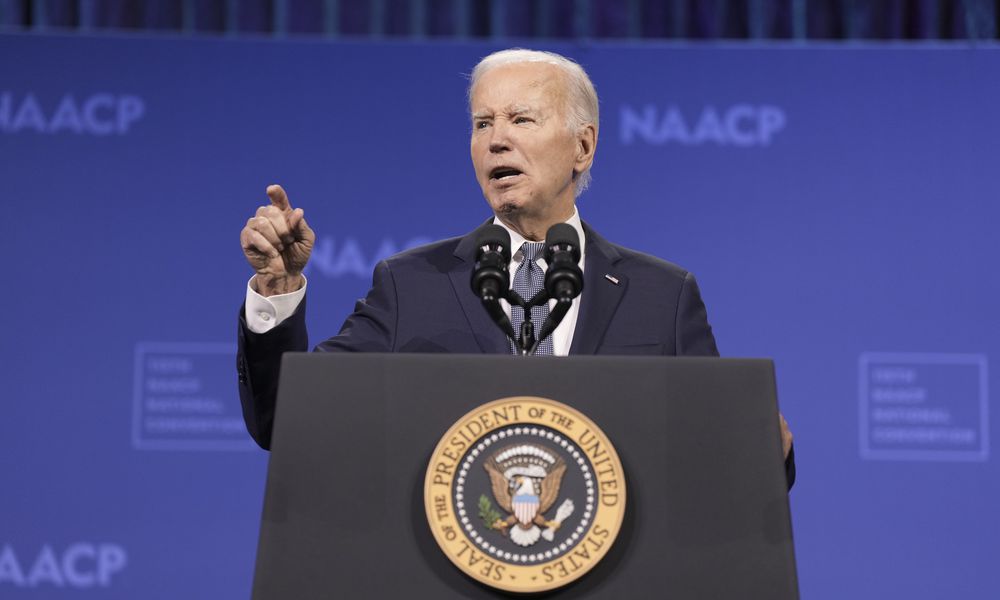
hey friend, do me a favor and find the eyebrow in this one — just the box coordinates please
[506,104,536,116]
[471,105,538,120]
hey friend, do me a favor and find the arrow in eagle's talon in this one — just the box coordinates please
[541,499,575,541]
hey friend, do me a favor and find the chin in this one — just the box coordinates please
[493,201,521,216]
[487,191,528,216]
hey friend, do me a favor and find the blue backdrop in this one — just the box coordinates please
[1,34,997,598]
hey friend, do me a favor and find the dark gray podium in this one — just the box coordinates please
[252,354,798,598]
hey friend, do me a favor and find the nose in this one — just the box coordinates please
[488,120,511,154]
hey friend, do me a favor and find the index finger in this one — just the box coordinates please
[266,184,291,212]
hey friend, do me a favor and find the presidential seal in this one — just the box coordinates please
[424,396,626,593]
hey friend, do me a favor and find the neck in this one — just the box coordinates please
[496,205,575,242]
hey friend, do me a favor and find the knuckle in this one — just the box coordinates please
[272,215,290,232]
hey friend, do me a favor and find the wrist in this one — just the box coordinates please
[253,273,303,297]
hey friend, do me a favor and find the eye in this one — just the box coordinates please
[514,116,533,124]
[474,120,490,130]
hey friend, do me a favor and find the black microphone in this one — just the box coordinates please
[543,223,584,301]
[528,224,584,354]
[471,223,519,348]
[471,224,512,301]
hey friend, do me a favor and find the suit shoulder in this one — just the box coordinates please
[379,235,464,273]
[606,241,692,282]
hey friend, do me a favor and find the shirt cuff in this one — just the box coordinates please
[244,275,307,334]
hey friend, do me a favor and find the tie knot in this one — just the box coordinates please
[520,241,545,263]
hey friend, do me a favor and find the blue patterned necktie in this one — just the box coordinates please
[510,241,554,355]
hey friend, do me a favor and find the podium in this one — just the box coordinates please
[252,354,798,598]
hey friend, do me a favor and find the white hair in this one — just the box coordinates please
[469,48,599,197]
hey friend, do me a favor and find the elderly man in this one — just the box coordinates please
[237,48,794,484]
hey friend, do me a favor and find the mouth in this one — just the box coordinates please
[489,166,524,182]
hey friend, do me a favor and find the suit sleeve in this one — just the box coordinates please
[237,296,309,450]
[235,260,399,450]
[675,272,720,357]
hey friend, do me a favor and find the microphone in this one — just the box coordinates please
[471,223,519,347]
[471,224,512,301]
[528,224,584,354]
[543,223,584,301]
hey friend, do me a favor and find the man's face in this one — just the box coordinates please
[470,63,589,229]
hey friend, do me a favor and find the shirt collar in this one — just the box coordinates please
[492,206,586,263]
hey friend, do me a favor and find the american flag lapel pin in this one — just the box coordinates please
[604,274,620,285]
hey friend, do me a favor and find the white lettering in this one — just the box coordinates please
[11,93,46,133]
[870,386,927,403]
[758,105,786,144]
[27,545,64,587]
[372,238,402,265]
[83,94,116,136]
[97,544,127,585]
[307,236,431,278]
[724,104,757,146]
[660,107,690,143]
[619,104,786,147]
[331,238,368,278]
[871,427,977,444]
[0,543,127,589]
[117,96,145,133]
[0,545,25,586]
[692,106,726,145]
[62,544,96,588]
[147,357,194,374]
[49,95,84,134]
[146,377,202,393]
[0,92,145,135]
[618,104,656,144]
[871,367,917,384]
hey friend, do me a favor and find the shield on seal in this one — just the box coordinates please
[512,493,539,526]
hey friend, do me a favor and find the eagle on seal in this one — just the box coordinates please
[484,443,573,547]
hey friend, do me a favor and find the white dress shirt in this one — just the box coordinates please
[492,208,584,356]
[244,208,586,356]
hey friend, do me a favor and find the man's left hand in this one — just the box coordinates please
[779,412,793,460]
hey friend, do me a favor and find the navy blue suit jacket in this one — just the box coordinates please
[236,221,794,485]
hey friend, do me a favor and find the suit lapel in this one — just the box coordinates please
[448,225,511,354]
[569,223,627,355]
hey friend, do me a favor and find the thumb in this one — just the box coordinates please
[288,208,313,238]
[266,184,291,212]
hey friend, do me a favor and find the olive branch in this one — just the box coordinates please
[478,494,503,529]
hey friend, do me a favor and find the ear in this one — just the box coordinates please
[573,123,598,175]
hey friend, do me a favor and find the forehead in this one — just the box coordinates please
[470,62,568,112]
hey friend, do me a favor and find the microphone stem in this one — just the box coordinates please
[527,298,572,355]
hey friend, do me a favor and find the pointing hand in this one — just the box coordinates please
[240,184,315,296]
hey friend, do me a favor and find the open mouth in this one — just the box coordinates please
[489,167,524,181]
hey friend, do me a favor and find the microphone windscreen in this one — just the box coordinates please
[475,224,512,262]
[545,223,581,263]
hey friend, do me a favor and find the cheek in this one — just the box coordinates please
[537,149,575,182]
[539,135,576,165]
[470,141,487,171]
